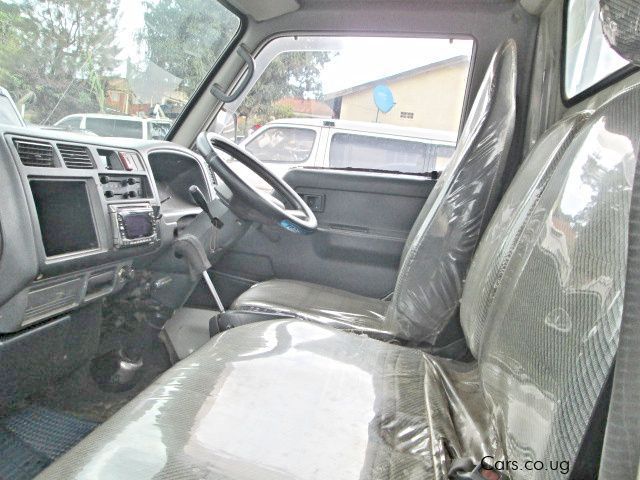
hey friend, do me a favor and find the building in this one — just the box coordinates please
[324,55,469,132]
[274,97,334,118]
[105,61,189,119]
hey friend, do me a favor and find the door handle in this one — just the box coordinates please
[300,193,325,212]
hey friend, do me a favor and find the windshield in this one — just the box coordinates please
[0,0,240,139]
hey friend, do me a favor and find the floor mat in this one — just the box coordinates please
[0,406,96,480]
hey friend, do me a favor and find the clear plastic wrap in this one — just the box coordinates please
[36,319,492,480]
[600,0,640,66]
[461,112,590,356]
[231,278,394,340]
[476,84,638,478]
[385,39,517,346]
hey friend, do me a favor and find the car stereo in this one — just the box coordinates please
[109,204,158,248]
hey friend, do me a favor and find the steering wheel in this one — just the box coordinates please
[195,132,317,234]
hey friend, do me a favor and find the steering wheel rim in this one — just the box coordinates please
[196,131,317,234]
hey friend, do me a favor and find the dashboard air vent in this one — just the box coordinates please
[14,139,55,167]
[58,143,94,169]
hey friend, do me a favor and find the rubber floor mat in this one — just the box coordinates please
[0,406,96,480]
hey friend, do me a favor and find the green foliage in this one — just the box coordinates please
[139,0,239,92]
[0,0,330,128]
[0,0,120,123]
[140,0,330,132]
[239,51,329,116]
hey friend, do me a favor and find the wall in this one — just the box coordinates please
[337,62,469,132]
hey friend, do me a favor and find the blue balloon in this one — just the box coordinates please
[373,84,395,113]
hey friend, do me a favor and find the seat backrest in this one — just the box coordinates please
[461,79,640,477]
[385,39,517,345]
[461,112,591,355]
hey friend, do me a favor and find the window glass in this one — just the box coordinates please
[329,134,431,173]
[0,1,240,138]
[246,127,316,163]
[85,118,115,137]
[435,145,456,171]
[220,36,472,178]
[58,117,82,129]
[113,120,143,139]
[148,121,171,140]
[565,0,629,99]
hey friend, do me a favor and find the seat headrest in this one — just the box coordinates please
[599,0,640,65]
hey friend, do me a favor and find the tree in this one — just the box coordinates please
[140,0,331,132]
[238,51,331,130]
[0,0,120,123]
[139,0,238,93]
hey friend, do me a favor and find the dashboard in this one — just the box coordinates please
[0,126,216,333]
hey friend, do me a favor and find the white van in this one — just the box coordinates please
[239,118,457,179]
[54,113,172,140]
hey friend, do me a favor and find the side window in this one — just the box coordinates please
[85,118,115,137]
[329,134,430,173]
[564,0,629,99]
[148,122,171,140]
[435,145,456,171]
[217,36,473,178]
[113,120,143,139]
[57,117,81,129]
[245,127,316,163]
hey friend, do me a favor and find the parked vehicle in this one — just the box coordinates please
[54,113,172,140]
[0,86,25,127]
[240,118,456,176]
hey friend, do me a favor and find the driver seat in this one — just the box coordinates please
[230,39,517,346]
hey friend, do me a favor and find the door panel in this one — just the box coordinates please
[211,168,436,303]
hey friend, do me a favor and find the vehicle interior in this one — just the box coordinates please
[0,0,639,478]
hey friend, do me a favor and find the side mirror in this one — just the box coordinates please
[213,109,239,144]
[232,112,238,143]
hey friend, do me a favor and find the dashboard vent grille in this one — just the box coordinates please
[58,143,94,169]
[14,139,55,167]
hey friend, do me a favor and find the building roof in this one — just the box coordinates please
[323,55,469,100]
[275,97,335,117]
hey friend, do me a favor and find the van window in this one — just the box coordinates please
[329,134,435,173]
[564,0,629,99]
[113,120,143,139]
[218,36,473,177]
[85,118,115,137]
[246,127,316,163]
[57,117,81,129]
[86,118,143,139]
[148,121,172,140]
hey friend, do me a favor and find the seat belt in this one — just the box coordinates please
[597,155,640,479]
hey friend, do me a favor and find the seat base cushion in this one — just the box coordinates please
[231,279,395,340]
[37,320,492,480]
